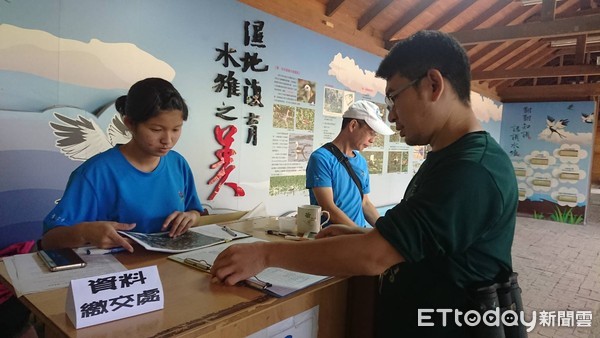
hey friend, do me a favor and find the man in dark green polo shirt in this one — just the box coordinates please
[211,30,518,338]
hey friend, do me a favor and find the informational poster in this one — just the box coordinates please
[501,101,596,224]
[0,0,509,245]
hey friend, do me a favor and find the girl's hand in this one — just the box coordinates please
[162,210,200,237]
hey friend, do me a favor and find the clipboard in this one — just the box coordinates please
[169,237,330,297]
[182,257,272,291]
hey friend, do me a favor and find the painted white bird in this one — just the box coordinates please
[581,112,594,124]
[50,112,131,161]
[546,115,569,139]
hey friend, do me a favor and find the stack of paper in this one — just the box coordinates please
[3,252,126,297]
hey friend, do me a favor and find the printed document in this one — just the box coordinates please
[169,237,330,297]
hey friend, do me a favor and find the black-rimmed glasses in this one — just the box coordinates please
[385,75,425,111]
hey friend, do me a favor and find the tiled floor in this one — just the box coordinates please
[514,194,600,337]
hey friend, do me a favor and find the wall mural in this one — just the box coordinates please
[0,0,506,247]
[501,101,597,224]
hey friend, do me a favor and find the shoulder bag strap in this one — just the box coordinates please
[322,142,364,199]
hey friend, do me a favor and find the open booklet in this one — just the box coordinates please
[168,237,330,297]
[119,224,250,253]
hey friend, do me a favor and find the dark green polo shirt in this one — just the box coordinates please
[375,131,518,337]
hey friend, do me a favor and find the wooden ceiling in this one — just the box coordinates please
[241,0,600,103]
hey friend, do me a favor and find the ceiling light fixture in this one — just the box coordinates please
[520,0,563,6]
[550,36,600,47]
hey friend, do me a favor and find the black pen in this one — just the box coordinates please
[222,225,237,237]
[266,229,287,237]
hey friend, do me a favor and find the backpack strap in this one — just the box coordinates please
[322,142,364,200]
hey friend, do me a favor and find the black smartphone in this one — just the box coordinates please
[38,248,87,272]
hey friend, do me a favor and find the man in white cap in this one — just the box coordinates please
[305,100,394,227]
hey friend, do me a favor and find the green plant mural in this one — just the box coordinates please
[549,207,584,225]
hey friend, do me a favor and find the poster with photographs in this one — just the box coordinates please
[361,151,384,175]
[288,134,313,162]
[273,104,295,129]
[297,78,316,105]
[323,86,354,116]
[388,151,409,173]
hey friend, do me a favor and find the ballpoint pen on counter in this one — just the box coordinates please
[265,230,307,241]
[266,230,289,237]
[86,247,127,255]
[221,225,237,237]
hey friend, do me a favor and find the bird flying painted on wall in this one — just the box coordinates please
[546,115,569,139]
[49,112,131,161]
[581,112,594,124]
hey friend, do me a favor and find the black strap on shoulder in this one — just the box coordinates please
[322,142,363,200]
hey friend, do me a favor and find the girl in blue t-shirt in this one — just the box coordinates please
[42,78,205,252]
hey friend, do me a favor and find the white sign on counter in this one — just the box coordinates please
[65,265,164,329]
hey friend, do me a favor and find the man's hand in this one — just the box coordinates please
[162,210,199,237]
[211,242,267,286]
[315,224,367,239]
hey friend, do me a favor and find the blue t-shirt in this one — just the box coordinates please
[44,146,204,234]
[305,147,371,227]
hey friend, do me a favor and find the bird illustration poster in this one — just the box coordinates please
[500,101,597,224]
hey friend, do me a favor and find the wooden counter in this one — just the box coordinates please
[0,217,362,338]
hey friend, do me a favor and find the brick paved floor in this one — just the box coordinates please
[514,195,600,337]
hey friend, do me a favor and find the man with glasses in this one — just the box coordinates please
[212,30,518,338]
[305,100,394,228]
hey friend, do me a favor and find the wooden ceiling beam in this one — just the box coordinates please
[357,0,394,30]
[459,0,513,30]
[383,0,436,42]
[427,0,477,31]
[499,83,600,102]
[526,4,600,21]
[325,0,346,17]
[472,40,530,71]
[468,42,504,69]
[493,48,559,90]
[473,64,600,80]
[495,3,539,27]
[451,13,600,45]
[575,35,588,64]
[541,0,557,21]
[485,40,547,86]
[578,0,595,10]
[491,40,547,70]
[554,43,600,54]
[472,81,500,101]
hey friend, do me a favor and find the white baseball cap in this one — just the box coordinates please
[342,100,394,136]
